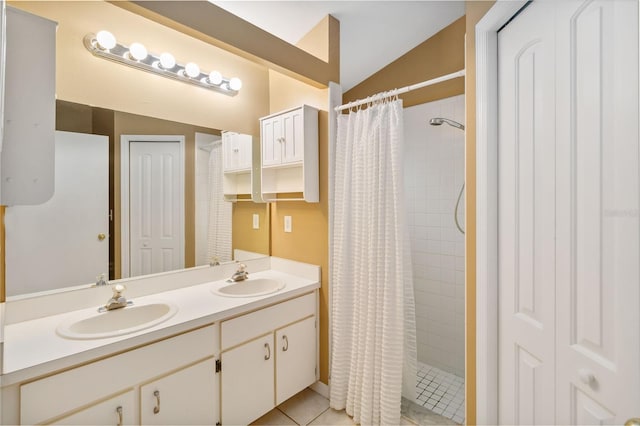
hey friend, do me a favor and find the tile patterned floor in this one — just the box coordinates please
[415,363,465,424]
[252,387,454,426]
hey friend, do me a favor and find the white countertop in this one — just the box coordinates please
[2,268,319,385]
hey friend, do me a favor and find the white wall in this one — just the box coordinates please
[404,95,465,377]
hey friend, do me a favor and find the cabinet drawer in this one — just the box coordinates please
[221,293,315,350]
[21,325,218,425]
[50,390,135,426]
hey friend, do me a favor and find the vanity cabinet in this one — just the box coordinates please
[19,325,219,425]
[275,316,317,404]
[140,358,217,425]
[222,131,254,201]
[220,292,318,425]
[55,390,136,425]
[221,334,275,425]
[260,105,319,202]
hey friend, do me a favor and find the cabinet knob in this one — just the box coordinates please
[98,233,106,241]
[153,390,161,414]
[264,342,271,360]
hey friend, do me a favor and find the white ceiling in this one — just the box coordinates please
[211,1,465,91]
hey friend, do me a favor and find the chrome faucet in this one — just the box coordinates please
[99,284,132,312]
[229,263,249,282]
[95,273,108,286]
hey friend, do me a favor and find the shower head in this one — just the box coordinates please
[429,117,465,131]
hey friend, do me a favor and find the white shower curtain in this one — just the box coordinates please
[330,97,417,425]
[206,142,232,263]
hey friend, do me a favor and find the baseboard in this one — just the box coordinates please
[310,381,329,399]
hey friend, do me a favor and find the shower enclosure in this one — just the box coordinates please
[403,94,466,424]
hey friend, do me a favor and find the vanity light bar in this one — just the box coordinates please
[83,31,242,96]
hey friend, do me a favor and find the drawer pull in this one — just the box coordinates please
[116,406,123,426]
[264,342,271,360]
[282,335,289,352]
[153,390,161,414]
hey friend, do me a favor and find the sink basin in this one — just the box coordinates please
[213,278,285,297]
[57,302,178,340]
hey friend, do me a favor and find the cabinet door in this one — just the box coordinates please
[221,334,275,425]
[238,134,253,170]
[53,390,135,426]
[281,109,304,164]
[261,117,282,166]
[276,316,317,404]
[140,358,217,425]
[223,132,238,171]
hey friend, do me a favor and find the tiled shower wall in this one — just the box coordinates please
[403,95,465,377]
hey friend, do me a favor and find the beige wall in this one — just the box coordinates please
[9,1,270,135]
[464,3,495,424]
[343,16,465,108]
[268,69,330,384]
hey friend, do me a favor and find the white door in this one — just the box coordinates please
[5,131,109,295]
[140,359,217,425]
[221,335,275,425]
[275,316,317,405]
[261,116,283,166]
[281,109,304,164]
[129,140,183,277]
[498,0,639,423]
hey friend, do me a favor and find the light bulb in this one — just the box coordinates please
[208,71,223,85]
[96,30,116,50]
[185,62,200,78]
[128,43,147,61]
[229,77,242,91]
[159,52,176,69]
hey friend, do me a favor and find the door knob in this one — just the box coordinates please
[578,368,596,385]
[97,233,106,241]
[625,419,640,426]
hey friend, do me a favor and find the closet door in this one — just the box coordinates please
[497,2,557,423]
[554,0,640,423]
[498,0,640,423]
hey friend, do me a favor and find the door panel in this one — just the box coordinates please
[221,334,275,425]
[498,2,557,423]
[555,0,640,422]
[5,131,109,295]
[129,141,183,277]
[499,0,640,423]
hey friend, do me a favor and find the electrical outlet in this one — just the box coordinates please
[252,214,259,230]
[284,216,292,233]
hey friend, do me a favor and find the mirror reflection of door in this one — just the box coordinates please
[4,131,109,295]
[121,135,185,278]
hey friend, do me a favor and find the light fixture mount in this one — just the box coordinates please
[83,32,240,96]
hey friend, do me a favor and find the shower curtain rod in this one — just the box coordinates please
[198,140,222,151]
[334,69,465,112]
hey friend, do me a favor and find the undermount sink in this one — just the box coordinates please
[212,278,285,297]
[56,302,178,340]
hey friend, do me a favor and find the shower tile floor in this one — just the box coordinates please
[415,363,465,424]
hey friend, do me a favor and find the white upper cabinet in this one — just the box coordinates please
[2,7,56,205]
[260,105,319,202]
[223,131,252,172]
[222,130,254,201]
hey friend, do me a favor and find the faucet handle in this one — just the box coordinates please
[237,263,246,272]
[112,284,126,298]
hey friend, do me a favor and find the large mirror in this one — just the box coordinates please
[4,1,272,298]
